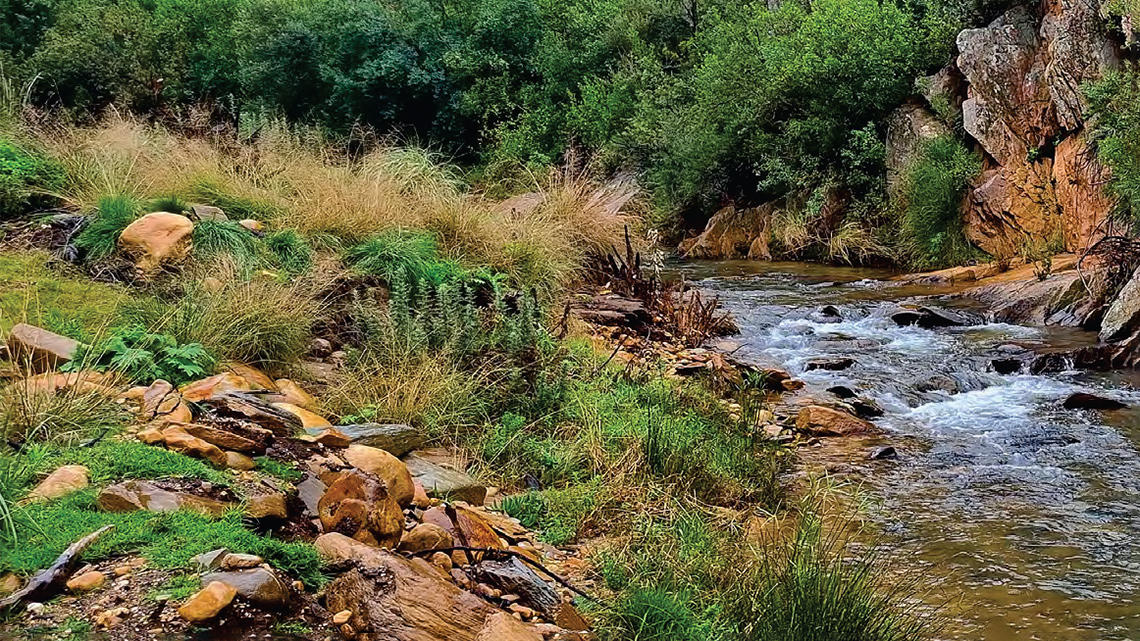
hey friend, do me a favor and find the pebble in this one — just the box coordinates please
[332,609,352,625]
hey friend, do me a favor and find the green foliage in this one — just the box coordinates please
[74,194,140,261]
[264,229,312,274]
[1086,65,1140,225]
[191,219,259,268]
[897,135,981,269]
[65,324,214,386]
[0,388,128,446]
[145,194,188,214]
[617,589,709,641]
[346,230,460,291]
[254,456,304,482]
[0,250,135,334]
[38,440,229,485]
[191,178,281,220]
[0,136,63,217]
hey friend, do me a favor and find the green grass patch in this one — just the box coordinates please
[191,220,260,269]
[74,194,140,261]
[254,456,304,483]
[897,135,982,270]
[0,136,64,219]
[264,229,313,275]
[345,229,463,290]
[32,440,231,486]
[0,251,133,335]
[191,178,282,221]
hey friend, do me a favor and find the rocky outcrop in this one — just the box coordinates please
[886,102,953,194]
[678,203,774,260]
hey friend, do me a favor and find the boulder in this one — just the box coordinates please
[318,470,404,548]
[452,503,506,549]
[118,212,194,272]
[97,480,230,517]
[1063,392,1127,410]
[678,203,775,260]
[404,452,487,506]
[317,533,510,641]
[180,373,253,402]
[343,445,415,508]
[224,451,256,471]
[1040,0,1121,131]
[161,426,228,467]
[398,523,455,553]
[181,423,263,454]
[222,363,277,391]
[886,102,952,194]
[5,324,79,373]
[178,581,237,623]
[23,465,89,504]
[189,204,227,222]
[335,423,424,457]
[269,379,317,410]
[201,568,290,609]
[795,406,874,437]
[476,612,544,641]
[805,358,854,372]
[245,493,289,520]
[1100,266,1140,342]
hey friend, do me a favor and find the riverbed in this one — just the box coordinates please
[670,261,1140,641]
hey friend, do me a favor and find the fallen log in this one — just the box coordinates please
[0,524,114,612]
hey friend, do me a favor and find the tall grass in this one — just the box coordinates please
[74,194,140,260]
[897,136,981,269]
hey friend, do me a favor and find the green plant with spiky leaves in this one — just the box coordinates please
[74,194,140,260]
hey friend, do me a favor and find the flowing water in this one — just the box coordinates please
[670,260,1140,641]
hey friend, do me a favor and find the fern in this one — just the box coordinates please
[63,325,215,385]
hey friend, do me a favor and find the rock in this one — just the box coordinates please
[343,445,415,508]
[97,480,230,517]
[890,310,924,327]
[66,570,106,592]
[1062,392,1127,410]
[161,426,228,467]
[452,504,506,549]
[5,324,80,373]
[272,402,331,429]
[0,574,21,596]
[849,398,884,419]
[570,295,652,330]
[992,358,1025,375]
[307,338,334,358]
[297,475,326,516]
[301,427,352,447]
[318,470,404,548]
[245,493,289,519]
[238,219,263,233]
[474,556,558,615]
[204,392,302,435]
[269,379,317,410]
[886,102,953,194]
[24,465,89,503]
[677,203,775,260]
[222,363,277,391]
[1040,0,1121,131]
[180,373,253,402]
[181,423,262,454]
[224,451,256,471]
[220,553,263,570]
[1054,133,1119,253]
[891,307,981,329]
[335,424,424,457]
[430,552,453,576]
[192,549,229,572]
[795,406,874,437]
[189,204,227,222]
[412,481,431,509]
[139,380,174,417]
[202,568,290,609]
[826,385,857,399]
[1101,266,1140,342]
[805,358,854,372]
[178,581,237,623]
[965,260,1108,327]
[318,533,503,641]
[403,452,487,507]
[398,523,455,553]
[477,611,544,641]
[333,609,352,625]
[869,446,898,460]
[119,212,195,272]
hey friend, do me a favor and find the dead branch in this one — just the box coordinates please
[0,524,115,612]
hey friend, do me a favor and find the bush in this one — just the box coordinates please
[63,324,214,385]
[0,136,63,217]
[0,386,128,446]
[897,135,981,269]
[74,194,140,260]
[1086,65,1140,226]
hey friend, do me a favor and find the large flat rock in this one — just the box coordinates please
[336,423,424,456]
[403,453,486,506]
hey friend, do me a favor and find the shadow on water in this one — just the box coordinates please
[670,260,1140,641]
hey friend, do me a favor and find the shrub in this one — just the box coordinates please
[145,195,188,214]
[0,137,63,217]
[63,324,214,385]
[74,194,140,260]
[897,135,981,269]
[264,229,312,274]
[1086,65,1140,226]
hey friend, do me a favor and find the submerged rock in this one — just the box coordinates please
[869,446,899,460]
[1063,392,1127,410]
[805,357,855,372]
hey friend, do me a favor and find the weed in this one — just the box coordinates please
[272,621,314,636]
[74,194,141,261]
[64,325,214,385]
[0,251,133,334]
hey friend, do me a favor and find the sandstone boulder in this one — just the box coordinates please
[318,470,404,547]
[178,581,237,623]
[23,465,89,504]
[5,324,79,373]
[795,406,874,437]
[97,480,230,517]
[118,212,194,272]
[180,373,253,402]
[343,444,414,508]
[678,204,774,260]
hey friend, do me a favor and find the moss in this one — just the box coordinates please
[0,251,134,337]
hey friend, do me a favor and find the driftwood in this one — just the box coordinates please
[474,555,560,615]
[0,524,114,612]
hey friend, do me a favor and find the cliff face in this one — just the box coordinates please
[680,0,1130,262]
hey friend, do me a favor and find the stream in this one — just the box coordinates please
[671,260,1140,641]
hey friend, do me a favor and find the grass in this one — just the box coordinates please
[264,229,313,275]
[0,387,128,447]
[897,135,982,270]
[190,219,260,270]
[73,194,140,260]
[0,250,133,334]
[345,229,461,290]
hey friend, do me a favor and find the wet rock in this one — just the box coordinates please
[301,427,352,447]
[869,446,898,460]
[849,398,884,419]
[826,385,857,399]
[890,310,924,327]
[245,493,289,520]
[398,523,454,553]
[119,212,194,272]
[805,358,854,372]
[267,379,317,409]
[201,567,290,609]
[917,375,960,394]
[1063,392,1127,410]
[404,452,487,506]
[474,556,559,615]
[161,426,228,467]
[1100,266,1140,343]
[24,465,88,504]
[991,357,1025,375]
[336,423,424,457]
[181,423,262,454]
[66,570,106,592]
[178,581,237,623]
[97,480,231,517]
[343,444,415,508]
[5,324,79,373]
[795,406,874,437]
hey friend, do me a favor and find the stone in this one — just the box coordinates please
[826,385,857,399]
[677,203,775,260]
[66,570,106,592]
[238,219,263,233]
[335,423,425,457]
[181,423,262,454]
[203,392,302,435]
[224,451,256,471]
[869,446,899,460]
[318,471,404,548]
[178,581,237,623]
[430,552,453,576]
[192,549,229,572]
[1101,266,1140,342]
[398,523,454,553]
[992,358,1025,375]
[886,102,953,194]
[180,373,253,402]
[297,475,326,516]
[412,481,431,509]
[162,426,228,467]
[245,493,288,519]
[140,380,174,417]
[795,406,874,437]
[1063,392,1127,410]
[189,204,227,222]
[850,398,884,419]
[477,611,543,641]
[137,425,166,444]
[24,465,88,503]
[452,504,506,549]
[1039,0,1121,131]
[202,567,290,609]
[0,574,21,596]
[307,338,334,358]
[302,427,352,448]
[5,324,79,373]
[270,379,317,410]
[343,445,415,508]
[805,358,854,372]
[222,363,277,391]
[333,610,352,625]
[403,452,487,506]
[318,533,500,641]
[98,480,231,517]
[119,212,195,272]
